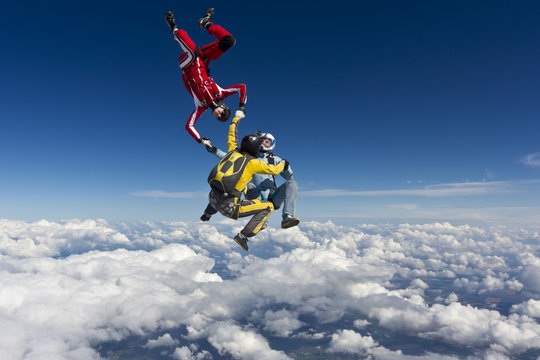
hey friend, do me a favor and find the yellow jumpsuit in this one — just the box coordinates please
[205,113,285,237]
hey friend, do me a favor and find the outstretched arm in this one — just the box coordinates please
[227,109,245,151]
[247,159,286,176]
[219,84,247,108]
[273,155,294,180]
[203,139,227,159]
[186,107,207,142]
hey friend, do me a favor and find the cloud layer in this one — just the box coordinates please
[301,180,540,198]
[1,219,540,359]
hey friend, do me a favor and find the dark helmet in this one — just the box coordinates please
[214,102,231,122]
[240,134,262,157]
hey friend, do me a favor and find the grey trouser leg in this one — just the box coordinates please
[237,199,274,237]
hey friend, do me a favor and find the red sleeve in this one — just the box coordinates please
[185,107,207,142]
[220,84,247,106]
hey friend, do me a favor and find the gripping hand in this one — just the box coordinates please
[235,107,246,119]
[199,137,215,153]
[281,159,289,172]
[206,143,217,153]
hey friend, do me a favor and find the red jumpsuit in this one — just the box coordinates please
[173,24,247,142]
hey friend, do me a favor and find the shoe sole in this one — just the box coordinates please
[281,219,300,229]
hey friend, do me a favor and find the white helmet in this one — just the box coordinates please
[259,133,275,152]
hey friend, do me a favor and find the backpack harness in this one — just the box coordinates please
[208,150,254,197]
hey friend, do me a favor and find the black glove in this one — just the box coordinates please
[238,105,246,115]
[282,159,289,172]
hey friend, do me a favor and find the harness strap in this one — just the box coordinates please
[265,153,278,191]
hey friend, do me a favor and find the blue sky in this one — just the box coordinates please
[1,0,540,225]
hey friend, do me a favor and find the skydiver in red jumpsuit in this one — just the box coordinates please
[165,8,247,145]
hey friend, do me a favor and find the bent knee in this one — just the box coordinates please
[286,179,298,189]
[218,35,236,52]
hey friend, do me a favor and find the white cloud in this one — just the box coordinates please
[0,218,129,257]
[144,333,179,348]
[300,180,540,203]
[505,279,524,292]
[511,299,540,318]
[328,329,377,353]
[1,219,540,359]
[411,278,429,289]
[388,203,418,210]
[207,321,291,360]
[520,152,540,167]
[445,293,459,304]
[134,180,540,203]
[328,330,461,359]
[172,346,194,360]
[293,329,325,340]
[172,345,211,360]
[132,190,207,198]
[301,181,514,197]
[353,319,370,329]
[478,275,505,294]
[0,241,219,359]
[519,257,540,293]
[262,309,304,337]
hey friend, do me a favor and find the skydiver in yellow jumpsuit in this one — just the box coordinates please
[203,109,289,251]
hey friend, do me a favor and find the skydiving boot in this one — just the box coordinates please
[200,212,212,222]
[233,233,249,251]
[165,11,177,33]
[281,214,300,229]
[198,8,215,30]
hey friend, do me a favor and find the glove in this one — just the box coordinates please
[235,107,245,119]
[206,143,217,153]
[281,159,289,172]
[199,137,216,153]
[199,137,213,148]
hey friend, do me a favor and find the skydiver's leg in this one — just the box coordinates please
[270,180,298,217]
[204,203,218,215]
[270,180,300,228]
[209,191,240,219]
[173,29,197,52]
[200,203,217,222]
[199,25,236,61]
[237,199,274,237]
[173,29,199,68]
[245,183,259,200]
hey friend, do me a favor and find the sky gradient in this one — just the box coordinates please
[2,1,540,226]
